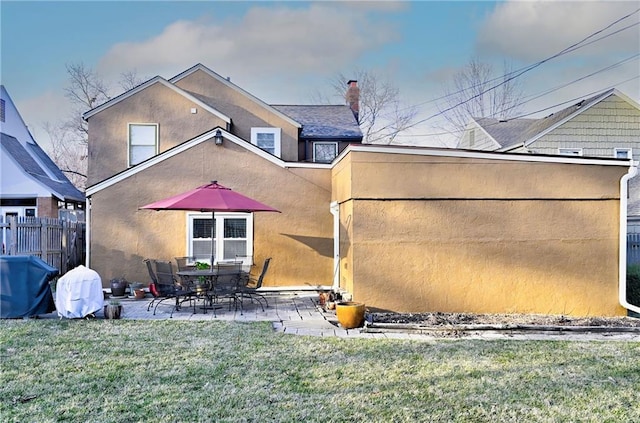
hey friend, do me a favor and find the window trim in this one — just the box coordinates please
[558,148,583,156]
[250,127,281,158]
[186,212,254,265]
[312,141,338,163]
[614,148,632,159]
[128,123,159,166]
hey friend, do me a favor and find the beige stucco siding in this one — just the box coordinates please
[87,83,227,186]
[90,139,333,287]
[529,96,640,156]
[173,69,300,162]
[333,150,628,316]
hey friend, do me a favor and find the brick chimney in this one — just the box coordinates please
[346,80,359,123]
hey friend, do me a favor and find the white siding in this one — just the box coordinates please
[458,125,500,150]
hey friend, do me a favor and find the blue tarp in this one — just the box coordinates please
[0,255,58,318]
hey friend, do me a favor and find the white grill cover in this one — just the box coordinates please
[55,265,103,318]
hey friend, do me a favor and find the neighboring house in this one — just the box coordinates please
[457,88,640,230]
[0,85,85,222]
[84,65,636,317]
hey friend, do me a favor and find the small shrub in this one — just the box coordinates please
[626,264,640,306]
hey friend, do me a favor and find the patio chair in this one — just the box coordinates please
[146,259,195,317]
[236,257,271,311]
[209,261,244,315]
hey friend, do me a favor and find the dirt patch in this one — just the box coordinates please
[368,312,640,328]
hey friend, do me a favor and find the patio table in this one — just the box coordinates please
[177,265,247,315]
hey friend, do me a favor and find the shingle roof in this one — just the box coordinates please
[474,118,537,148]
[474,89,616,150]
[272,105,362,139]
[1,133,85,202]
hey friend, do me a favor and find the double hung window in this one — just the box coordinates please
[251,128,281,157]
[187,213,253,265]
[129,123,158,166]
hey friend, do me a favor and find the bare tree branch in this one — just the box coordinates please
[437,58,524,136]
[318,69,418,144]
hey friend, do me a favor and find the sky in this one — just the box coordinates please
[1,0,639,148]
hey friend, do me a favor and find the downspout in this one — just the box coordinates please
[619,163,640,314]
[85,196,91,268]
[330,201,340,290]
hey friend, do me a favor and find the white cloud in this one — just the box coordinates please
[15,90,73,150]
[96,3,398,89]
[477,1,640,61]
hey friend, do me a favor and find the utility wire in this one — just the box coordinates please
[403,7,640,129]
[402,74,640,139]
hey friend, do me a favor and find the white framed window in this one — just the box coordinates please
[186,212,253,265]
[614,148,632,159]
[313,142,338,163]
[558,148,582,156]
[129,123,158,166]
[251,127,281,157]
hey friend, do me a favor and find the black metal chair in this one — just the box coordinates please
[236,257,271,310]
[145,259,195,317]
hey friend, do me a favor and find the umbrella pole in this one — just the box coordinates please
[211,211,215,265]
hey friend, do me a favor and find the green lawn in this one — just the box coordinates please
[1,319,639,422]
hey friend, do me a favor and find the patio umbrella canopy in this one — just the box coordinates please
[140,181,280,262]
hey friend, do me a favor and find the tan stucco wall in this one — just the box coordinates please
[173,69,300,162]
[87,83,227,186]
[89,138,333,288]
[333,151,628,316]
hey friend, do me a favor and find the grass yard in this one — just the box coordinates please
[1,319,639,422]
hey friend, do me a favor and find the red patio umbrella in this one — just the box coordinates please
[140,181,280,262]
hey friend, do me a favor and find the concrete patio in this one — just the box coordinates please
[41,291,640,342]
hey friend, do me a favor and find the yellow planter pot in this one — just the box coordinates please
[336,301,366,329]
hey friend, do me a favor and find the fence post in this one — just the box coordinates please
[40,218,48,263]
[9,217,17,255]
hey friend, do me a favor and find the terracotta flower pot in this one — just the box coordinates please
[336,301,365,329]
[134,289,146,300]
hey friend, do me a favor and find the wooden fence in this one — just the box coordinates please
[1,216,86,275]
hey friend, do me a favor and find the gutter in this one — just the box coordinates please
[85,197,91,268]
[619,163,640,314]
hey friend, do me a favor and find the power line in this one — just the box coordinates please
[403,7,640,129]
[402,74,640,139]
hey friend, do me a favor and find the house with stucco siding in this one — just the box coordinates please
[457,89,640,231]
[84,65,638,317]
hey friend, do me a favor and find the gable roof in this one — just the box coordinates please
[169,63,301,129]
[82,76,231,123]
[272,105,362,139]
[466,89,640,151]
[1,133,85,202]
[85,127,331,196]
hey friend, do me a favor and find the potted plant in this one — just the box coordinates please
[110,277,128,297]
[194,262,211,294]
[104,299,122,319]
[130,282,146,299]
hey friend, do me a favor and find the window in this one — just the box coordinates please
[251,128,281,157]
[129,123,158,166]
[469,129,475,147]
[558,148,582,156]
[615,148,632,159]
[0,99,5,122]
[187,213,253,265]
[313,142,338,163]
